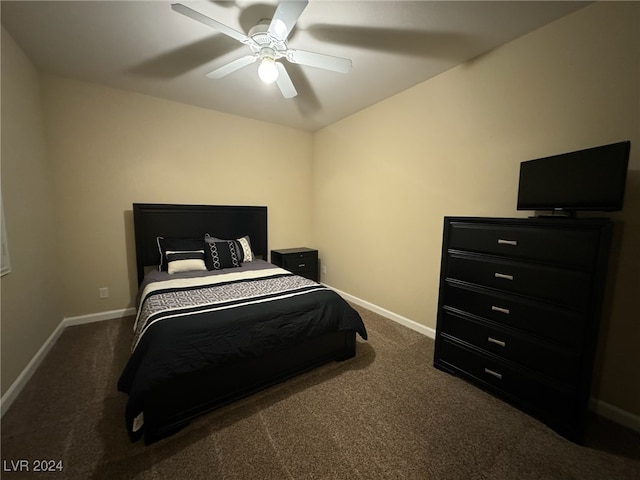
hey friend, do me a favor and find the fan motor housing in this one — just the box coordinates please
[249,19,287,55]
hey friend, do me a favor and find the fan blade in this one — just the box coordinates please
[287,49,352,74]
[206,55,258,79]
[268,0,309,41]
[171,3,253,46]
[275,62,298,98]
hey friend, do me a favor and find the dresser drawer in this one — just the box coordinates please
[447,253,591,309]
[281,253,316,272]
[439,311,579,382]
[442,283,584,348]
[436,338,575,420]
[448,222,599,269]
[283,259,316,281]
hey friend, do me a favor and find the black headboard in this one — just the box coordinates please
[133,203,268,285]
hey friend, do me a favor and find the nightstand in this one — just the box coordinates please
[271,248,319,282]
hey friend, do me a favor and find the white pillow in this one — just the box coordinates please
[166,250,207,274]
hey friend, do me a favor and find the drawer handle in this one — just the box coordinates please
[491,305,510,315]
[484,368,503,380]
[494,272,514,281]
[298,263,306,268]
[497,239,518,246]
[488,337,506,347]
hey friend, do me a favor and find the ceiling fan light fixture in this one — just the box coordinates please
[258,57,279,84]
[171,1,351,99]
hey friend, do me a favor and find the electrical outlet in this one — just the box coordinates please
[99,287,109,299]
[322,266,327,275]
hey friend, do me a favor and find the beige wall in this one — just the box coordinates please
[41,75,313,317]
[313,1,639,416]
[0,27,63,396]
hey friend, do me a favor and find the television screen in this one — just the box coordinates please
[516,140,630,214]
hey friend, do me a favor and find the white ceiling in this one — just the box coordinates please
[1,1,590,132]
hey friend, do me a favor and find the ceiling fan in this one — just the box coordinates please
[171,1,352,99]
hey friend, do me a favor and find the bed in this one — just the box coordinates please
[117,203,367,444]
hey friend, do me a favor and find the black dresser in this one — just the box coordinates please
[271,247,319,282]
[434,216,613,442]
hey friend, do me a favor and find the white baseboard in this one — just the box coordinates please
[0,307,136,417]
[323,284,436,339]
[325,283,640,435]
[63,307,136,327]
[590,398,640,434]
[0,320,66,417]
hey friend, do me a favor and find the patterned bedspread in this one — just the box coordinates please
[118,266,367,437]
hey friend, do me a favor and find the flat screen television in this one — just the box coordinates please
[516,140,631,216]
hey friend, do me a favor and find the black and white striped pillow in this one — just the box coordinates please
[204,241,241,270]
[205,234,254,262]
[166,250,207,274]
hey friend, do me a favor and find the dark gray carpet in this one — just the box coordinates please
[2,304,639,479]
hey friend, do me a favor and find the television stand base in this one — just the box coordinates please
[532,210,577,219]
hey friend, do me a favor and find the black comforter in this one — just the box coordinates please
[118,264,367,437]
